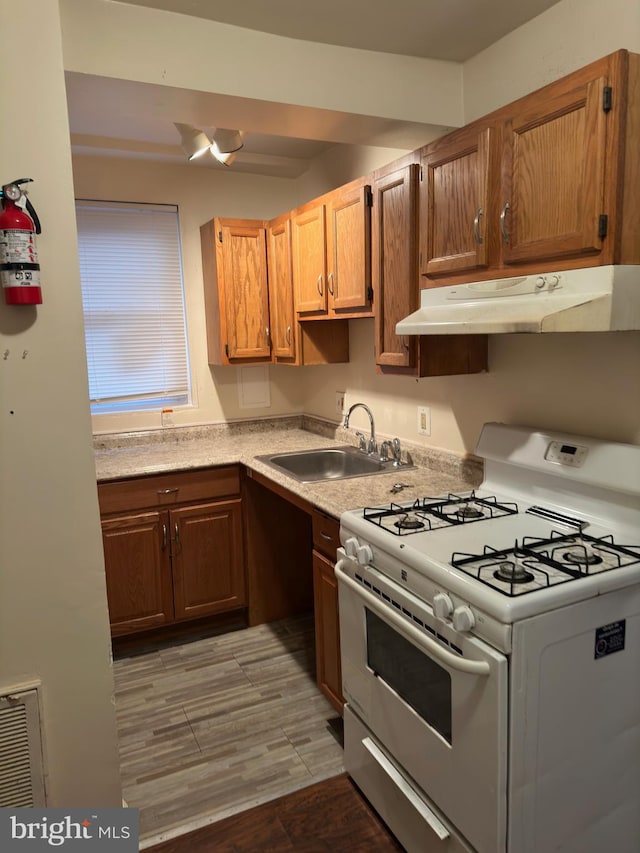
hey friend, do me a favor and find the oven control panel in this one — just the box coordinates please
[544,440,588,468]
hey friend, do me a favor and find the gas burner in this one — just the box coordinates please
[493,561,535,584]
[395,514,426,531]
[562,548,603,566]
[455,505,485,520]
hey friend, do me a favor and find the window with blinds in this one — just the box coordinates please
[75,201,191,415]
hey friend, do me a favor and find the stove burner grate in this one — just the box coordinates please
[362,491,519,535]
[451,531,640,597]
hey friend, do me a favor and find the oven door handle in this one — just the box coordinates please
[361,736,450,840]
[336,561,490,676]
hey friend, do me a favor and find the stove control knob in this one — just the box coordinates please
[344,537,359,558]
[452,605,475,633]
[433,593,454,620]
[356,543,373,566]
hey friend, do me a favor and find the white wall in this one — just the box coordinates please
[464,0,640,120]
[0,1,121,806]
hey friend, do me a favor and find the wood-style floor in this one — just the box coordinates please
[112,614,345,846]
[146,773,404,852]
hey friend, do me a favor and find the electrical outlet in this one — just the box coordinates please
[161,408,175,427]
[417,406,431,436]
[336,391,346,416]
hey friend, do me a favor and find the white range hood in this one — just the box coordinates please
[396,265,640,334]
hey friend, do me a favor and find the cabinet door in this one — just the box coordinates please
[373,163,418,368]
[171,499,245,621]
[267,214,296,360]
[292,203,327,314]
[313,550,343,715]
[101,511,173,636]
[218,220,271,360]
[501,76,608,265]
[421,126,495,277]
[326,181,372,312]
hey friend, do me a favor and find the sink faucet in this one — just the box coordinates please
[344,403,377,455]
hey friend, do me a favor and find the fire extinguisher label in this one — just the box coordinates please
[1,266,41,289]
[0,229,37,264]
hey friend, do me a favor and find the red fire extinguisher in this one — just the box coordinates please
[0,177,42,305]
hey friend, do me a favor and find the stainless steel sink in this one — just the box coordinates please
[256,445,411,483]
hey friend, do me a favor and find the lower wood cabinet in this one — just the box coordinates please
[312,510,344,715]
[98,468,245,637]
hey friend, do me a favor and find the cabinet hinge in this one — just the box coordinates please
[225,343,229,357]
[218,230,223,243]
[365,186,373,207]
[419,165,424,182]
[367,285,374,303]
[602,86,612,113]
[598,214,608,239]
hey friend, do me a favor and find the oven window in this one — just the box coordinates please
[366,609,452,743]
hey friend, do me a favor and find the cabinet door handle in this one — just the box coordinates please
[162,523,168,550]
[473,207,483,244]
[500,201,511,243]
[320,530,334,541]
[266,326,270,343]
[174,522,180,549]
[327,272,334,295]
[157,487,179,495]
[317,274,323,296]
[286,325,291,345]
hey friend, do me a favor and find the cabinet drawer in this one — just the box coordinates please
[98,466,240,515]
[312,509,340,560]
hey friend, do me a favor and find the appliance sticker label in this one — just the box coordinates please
[594,620,626,659]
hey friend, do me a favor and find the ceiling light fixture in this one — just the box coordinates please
[211,129,244,167]
[174,123,212,160]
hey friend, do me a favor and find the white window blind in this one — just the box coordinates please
[75,201,191,414]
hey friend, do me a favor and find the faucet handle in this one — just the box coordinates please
[355,432,367,453]
[392,437,402,466]
[367,437,377,456]
[379,440,391,462]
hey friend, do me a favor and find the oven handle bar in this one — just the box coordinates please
[361,735,450,841]
[336,561,490,676]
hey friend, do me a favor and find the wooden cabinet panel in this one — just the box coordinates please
[267,214,296,360]
[312,509,340,561]
[172,499,245,621]
[313,551,343,715]
[200,217,270,364]
[292,203,327,313]
[98,467,241,515]
[373,162,419,369]
[218,220,271,360]
[326,181,372,312]
[502,77,608,265]
[101,511,174,636]
[422,126,495,277]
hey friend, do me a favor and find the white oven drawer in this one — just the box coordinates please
[344,706,474,853]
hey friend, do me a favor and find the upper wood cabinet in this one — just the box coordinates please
[420,49,639,287]
[372,155,488,377]
[201,217,271,365]
[292,177,373,319]
[267,213,296,360]
[421,126,497,278]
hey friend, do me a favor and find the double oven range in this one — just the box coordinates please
[336,423,640,853]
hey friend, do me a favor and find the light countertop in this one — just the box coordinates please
[94,416,482,519]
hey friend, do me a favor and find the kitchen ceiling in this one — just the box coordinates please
[66,0,562,177]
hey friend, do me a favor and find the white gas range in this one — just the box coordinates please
[336,423,640,853]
